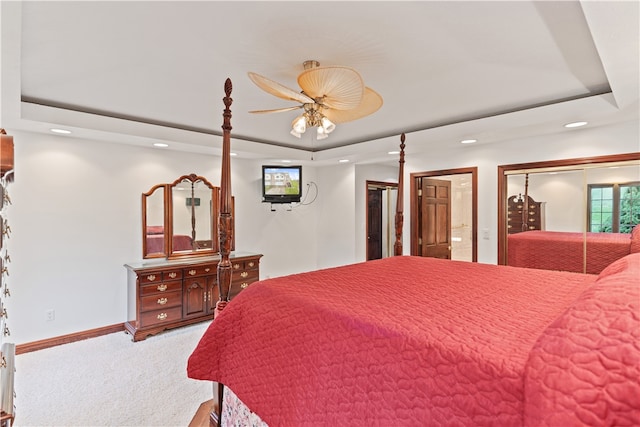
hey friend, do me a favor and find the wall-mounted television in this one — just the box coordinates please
[262,165,302,204]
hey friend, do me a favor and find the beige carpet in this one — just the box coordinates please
[13,322,212,427]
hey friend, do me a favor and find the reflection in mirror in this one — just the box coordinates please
[507,169,585,233]
[500,155,640,274]
[142,174,223,260]
[171,176,214,255]
[142,184,167,259]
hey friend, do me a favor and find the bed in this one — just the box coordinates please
[145,226,194,253]
[507,228,639,274]
[187,79,640,426]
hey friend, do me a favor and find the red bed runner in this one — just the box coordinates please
[507,230,631,274]
[188,256,596,426]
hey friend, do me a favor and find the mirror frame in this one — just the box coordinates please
[497,152,640,265]
[142,183,169,259]
[142,173,235,260]
[167,174,219,259]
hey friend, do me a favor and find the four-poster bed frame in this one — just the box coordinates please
[188,79,639,427]
[211,79,407,425]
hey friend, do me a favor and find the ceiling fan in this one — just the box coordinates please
[248,60,383,139]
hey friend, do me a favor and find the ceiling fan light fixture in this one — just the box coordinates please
[292,115,307,134]
[316,127,329,140]
[321,116,336,134]
[249,60,382,141]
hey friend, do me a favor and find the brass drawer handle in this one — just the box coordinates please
[157,297,168,305]
[188,269,196,276]
[240,282,248,289]
[205,267,211,273]
[240,271,248,278]
[146,274,156,282]
[157,284,167,292]
[168,272,177,279]
[157,313,167,320]
[233,263,240,270]
[248,261,255,268]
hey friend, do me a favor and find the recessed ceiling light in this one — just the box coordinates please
[388,151,400,155]
[153,142,169,148]
[50,128,71,134]
[230,152,237,156]
[339,159,349,163]
[460,139,477,144]
[564,121,587,128]
[281,159,292,163]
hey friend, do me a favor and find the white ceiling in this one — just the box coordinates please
[1,1,638,165]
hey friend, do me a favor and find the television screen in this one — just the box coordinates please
[262,165,302,204]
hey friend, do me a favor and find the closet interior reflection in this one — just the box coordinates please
[498,153,640,274]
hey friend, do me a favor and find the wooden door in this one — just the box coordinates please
[183,276,209,318]
[418,177,451,259]
[367,188,383,260]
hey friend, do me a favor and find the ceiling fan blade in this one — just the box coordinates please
[248,72,314,104]
[297,66,364,110]
[249,106,302,114]
[323,87,383,124]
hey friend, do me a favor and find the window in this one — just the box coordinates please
[588,182,640,233]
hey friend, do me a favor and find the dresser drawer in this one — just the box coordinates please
[140,306,182,328]
[232,268,259,284]
[140,290,182,312]
[139,271,163,284]
[163,269,183,281]
[183,264,216,278]
[137,268,183,284]
[232,258,259,271]
[140,280,182,296]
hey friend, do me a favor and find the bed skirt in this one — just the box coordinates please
[221,385,268,427]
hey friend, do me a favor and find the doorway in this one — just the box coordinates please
[410,167,477,262]
[366,181,398,260]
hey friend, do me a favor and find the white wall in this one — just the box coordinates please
[315,164,357,269]
[231,159,319,278]
[5,118,639,344]
[6,130,320,344]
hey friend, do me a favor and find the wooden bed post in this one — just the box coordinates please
[216,78,233,314]
[394,133,406,256]
[210,78,234,427]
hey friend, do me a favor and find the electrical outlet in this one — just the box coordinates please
[45,309,55,322]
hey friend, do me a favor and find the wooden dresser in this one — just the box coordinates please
[125,252,262,341]
[507,195,545,234]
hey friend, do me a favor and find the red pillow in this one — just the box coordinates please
[630,224,640,253]
[597,252,640,280]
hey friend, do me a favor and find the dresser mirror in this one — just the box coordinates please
[170,174,218,257]
[142,184,168,259]
[498,153,640,271]
[142,174,224,259]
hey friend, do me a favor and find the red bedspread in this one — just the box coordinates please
[524,253,640,426]
[508,230,631,274]
[188,256,601,426]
